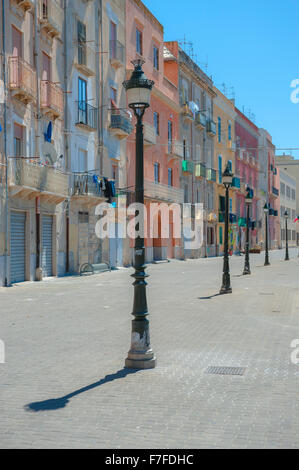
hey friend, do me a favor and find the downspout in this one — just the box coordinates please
[99,0,104,176]
[63,0,70,271]
[34,1,42,279]
[2,0,8,286]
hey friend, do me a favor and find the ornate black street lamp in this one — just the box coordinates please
[220,163,233,294]
[243,188,253,275]
[123,60,156,369]
[284,210,290,261]
[264,203,270,266]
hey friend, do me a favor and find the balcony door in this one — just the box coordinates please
[110,21,117,59]
[42,52,51,81]
[78,77,87,125]
[12,26,22,58]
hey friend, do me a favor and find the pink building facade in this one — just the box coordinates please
[125,0,183,262]
[235,108,260,249]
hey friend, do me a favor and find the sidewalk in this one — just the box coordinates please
[0,248,299,448]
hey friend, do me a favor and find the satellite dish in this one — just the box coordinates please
[41,142,58,165]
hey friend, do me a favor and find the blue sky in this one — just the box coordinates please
[143,0,299,158]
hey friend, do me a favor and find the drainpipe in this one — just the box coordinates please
[34,1,42,280]
[99,0,104,176]
[63,0,70,272]
[2,0,8,286]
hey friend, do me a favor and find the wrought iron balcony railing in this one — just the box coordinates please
[76,101,97,130]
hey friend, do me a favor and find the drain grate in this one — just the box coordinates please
[259,293,275,296]
[206,366,246,376]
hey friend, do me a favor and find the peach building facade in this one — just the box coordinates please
[125,0,183,262]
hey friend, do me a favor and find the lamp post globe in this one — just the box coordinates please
[220,163,233,295]
[284,210,290,261]
[243,188,253,275]
[123,60,156,370]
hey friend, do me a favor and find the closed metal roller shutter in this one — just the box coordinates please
[10,211,26,284]
[42,215,53,277]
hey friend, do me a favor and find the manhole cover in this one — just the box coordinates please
[206,366,246,376]
[259,293,275,296]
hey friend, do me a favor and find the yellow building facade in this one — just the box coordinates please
[213,88,239,255]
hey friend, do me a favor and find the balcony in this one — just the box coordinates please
[182,160,194,173]
[40,80,63,118]
[272,186,279,197]
[72,173,105,206]
[14,0,35,11]
[76,102,97,131]
[144,180,184,204]
[109,40,125,69]
[74,43,96,77]
[195,111,206,129]
[9,57,36,104]
[195,163,206,178]
[109,109,133,139]
[166,140,184,162]
[206,120,216,137]
[8,159,69,204]
[181,103,194,122]
[40,0,63,38]
[144,122,157,147]
[206,168,217,182]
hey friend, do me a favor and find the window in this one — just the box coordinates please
[218,155,222,183]
[112,163,118,186]
[184,184,188,203]
[280,182,285,196]
[153,112,159,135]
[228,160,232,172]
[78,77,87,124]
[136,28,143,55]
[286,186,291,198]
[207,227,214,245]
[12,25,23,57]
[228,123,232,141]
[229,198,233,213]
[77,20,87,65]
[168,168,173,187]
[153,45,159,70]
[168,120,173,152]
[218,117,221,143]
[292,189,296,200]
[110,87,117,102]
[219,226,223,245]
[14,123,24,157]
[110,21,117,59]
[154,163,159,183]
[78,148,87,172]
[219,196,225,213]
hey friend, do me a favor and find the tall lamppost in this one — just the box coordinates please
[220,163,233,295]
[123,60,156,369]
[243,188,253,275]
[284,210,290,261]
[264,203,270,266]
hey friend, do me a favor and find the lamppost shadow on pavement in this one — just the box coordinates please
[24,368,139,412]
[198,293,222,300]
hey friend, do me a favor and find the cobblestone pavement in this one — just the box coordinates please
[1,248,299,449]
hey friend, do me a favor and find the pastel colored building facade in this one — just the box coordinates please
[235,108,260,251]
[164,41,217,258]
[278,167,297,248]
[125,0,183,263]
[258,129,280,249]
[213,87,238,255]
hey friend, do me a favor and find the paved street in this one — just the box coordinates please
[1,248,299,449]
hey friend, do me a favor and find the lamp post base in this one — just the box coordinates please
[220,286,232,295]
[125,352,157,370]
[243,267,251,275]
